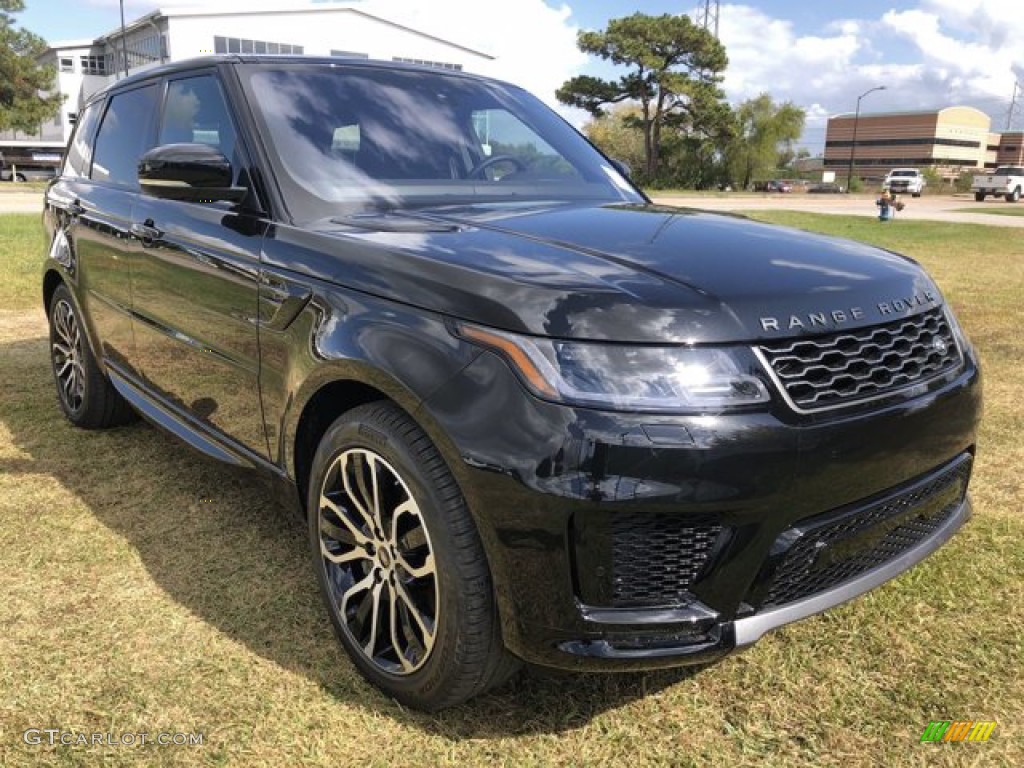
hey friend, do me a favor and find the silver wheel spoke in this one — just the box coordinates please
[319,447,439,676]
[320,495,372,548]
[339,572,374,617]
[395,551,435,580]
[340,453,379,534]
[394,580,435,649]
[388,586,414,672]
[320,540,370,566]
[363,581,385,656]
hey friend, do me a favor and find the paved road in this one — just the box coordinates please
[650,192,1024,228]
[3,189,1023,227]
[0,192,43,214]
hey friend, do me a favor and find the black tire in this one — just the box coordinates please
[975,192,986,202]
[912,191,921,198]
[308,401,518,710]
[48,283,136,429]
[1006,187,1021,203]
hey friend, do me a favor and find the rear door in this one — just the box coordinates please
[50,85,160,375]
[130,71,270,457]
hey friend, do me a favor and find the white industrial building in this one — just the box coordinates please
[0,2,494,166]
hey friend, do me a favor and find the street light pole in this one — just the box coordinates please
[846,85,886,193]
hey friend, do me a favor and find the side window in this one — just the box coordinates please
[91,84,159,187]
[63,102,102,178]
[470,109,578,179]
[159,75,238,174]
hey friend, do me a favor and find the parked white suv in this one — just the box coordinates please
[883,168,925,197]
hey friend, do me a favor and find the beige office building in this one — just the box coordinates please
[824,106,1000,181]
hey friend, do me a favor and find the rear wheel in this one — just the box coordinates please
[48,284,136,429]
[308,402,517,710]
[975,192,986,202]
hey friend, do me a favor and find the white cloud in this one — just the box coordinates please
[359,0,587,110]
[713,1,1023,152]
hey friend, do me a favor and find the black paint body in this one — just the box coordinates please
[43,57,981,671]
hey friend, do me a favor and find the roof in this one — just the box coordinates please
[41,39,100,53]
[830,106,990,121]
[81,54,504,107]
[93,3,493,60]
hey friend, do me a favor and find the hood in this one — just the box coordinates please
[265,202,942,344]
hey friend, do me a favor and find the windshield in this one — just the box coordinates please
[994,167,1024,176]
[238,63,642,220]
[890,170,917,177]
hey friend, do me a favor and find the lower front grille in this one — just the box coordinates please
[610,514,722,607]
[759,455,972,609]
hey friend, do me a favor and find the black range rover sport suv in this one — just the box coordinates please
[42,57,982,710]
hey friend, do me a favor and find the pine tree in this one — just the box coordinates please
[0,0,63,134]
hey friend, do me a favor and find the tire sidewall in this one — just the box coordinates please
[307,406,480,705]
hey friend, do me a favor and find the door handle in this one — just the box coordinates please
[130,220,163,244]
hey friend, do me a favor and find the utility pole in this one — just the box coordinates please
[846,85,886,193]
[1007,81,1021,131]
[695,0,720,39]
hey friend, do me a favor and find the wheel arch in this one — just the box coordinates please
[43,268,64,313]
[288,371,470,522]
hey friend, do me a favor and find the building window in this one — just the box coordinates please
[214,36,303,55]
[392,57,462,71]
[59,57,74,73]
[1004,145,1018,151]
[331,50,369,58]
[80,55,107,75]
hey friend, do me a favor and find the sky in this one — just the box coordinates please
[16,0,1024,152]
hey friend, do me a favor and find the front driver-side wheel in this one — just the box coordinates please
[48,283,136,429]
[308,402,518,710]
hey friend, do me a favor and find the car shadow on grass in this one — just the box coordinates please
[0,332,706,736]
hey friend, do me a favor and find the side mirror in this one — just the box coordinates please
[138,143,247,204]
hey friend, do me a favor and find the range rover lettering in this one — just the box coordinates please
[42,57,982,711]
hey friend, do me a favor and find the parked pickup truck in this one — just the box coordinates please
[882,168,925,197]
[972,166,1024,202]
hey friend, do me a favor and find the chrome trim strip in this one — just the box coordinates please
[733,496,971,647]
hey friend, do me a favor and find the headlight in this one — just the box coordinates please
[943,305,974,358]
[455,323,770,412]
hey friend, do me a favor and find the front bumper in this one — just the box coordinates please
[419,345,982,671]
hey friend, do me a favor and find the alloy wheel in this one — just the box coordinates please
[52,299,86,414]
[317,448,438,675]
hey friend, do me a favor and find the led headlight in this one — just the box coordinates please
[456,323,770,412]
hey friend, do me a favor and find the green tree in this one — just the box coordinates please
[583,104,646,177]
[0,0,62,134]
[557,13,729,182]
[726,94,805,189]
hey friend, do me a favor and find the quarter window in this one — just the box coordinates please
[64,103,101,178]
[90,85,159,187]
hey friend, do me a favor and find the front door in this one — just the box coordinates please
[130,72,270,457]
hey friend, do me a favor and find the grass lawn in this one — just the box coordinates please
[949,206,1024,217]
[1,212,1022,766]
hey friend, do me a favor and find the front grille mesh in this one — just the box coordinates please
[760,308,961,411]
[610,514,721,607]
[762,456,971,609]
